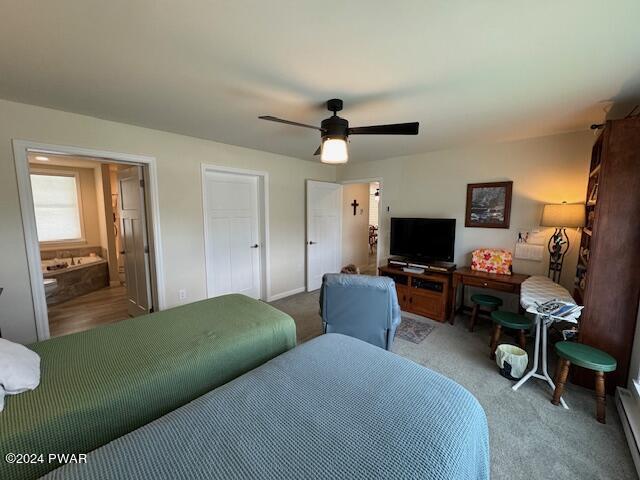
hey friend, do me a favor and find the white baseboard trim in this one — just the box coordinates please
[616,387,640,478]
[267,286,306,302]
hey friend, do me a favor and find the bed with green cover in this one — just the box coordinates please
[0,294,296,480]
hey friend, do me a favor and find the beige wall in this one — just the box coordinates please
[99,164,119,284]
[93,166,109,253]
[341,183,370,269]
[337,131,593,293]
[628,303,640,386]
[29,163,103,250]
[109,167,125,280]
[0,99,335,343]
[0,97,594,342]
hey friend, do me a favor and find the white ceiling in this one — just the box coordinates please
[2,1,639,162]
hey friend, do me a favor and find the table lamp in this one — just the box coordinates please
[540,202,585,283]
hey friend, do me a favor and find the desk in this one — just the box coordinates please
[449,267,529,324]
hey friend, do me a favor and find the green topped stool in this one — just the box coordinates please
[489,311,533,360]
[468,294,503,332]
[552,341,617,424]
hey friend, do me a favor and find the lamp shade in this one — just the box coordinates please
[540,202,585,228]
[320,138,348,164]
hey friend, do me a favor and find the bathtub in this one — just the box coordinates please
[42,255,106,275]
[42,256,110,305]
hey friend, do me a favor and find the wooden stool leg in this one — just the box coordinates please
[469,304,479,332]
[518,330,526,350]
[489,324,501,360]
[595,371,606,424]
[488,308,499,346]
[553,359,562,385]
[551,359,570,406]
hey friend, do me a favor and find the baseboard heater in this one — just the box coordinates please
[616,387,640,477]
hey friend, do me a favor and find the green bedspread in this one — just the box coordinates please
[0,294,296,480]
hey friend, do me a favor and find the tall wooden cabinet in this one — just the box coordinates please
[573,117,640,391]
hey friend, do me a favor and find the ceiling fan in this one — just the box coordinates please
[259,98,419,164]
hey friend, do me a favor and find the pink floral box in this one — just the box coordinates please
[471,249,513,275]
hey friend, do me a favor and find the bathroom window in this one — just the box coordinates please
[30,171,85,243]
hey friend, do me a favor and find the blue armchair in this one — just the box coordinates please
[319,274,401,350]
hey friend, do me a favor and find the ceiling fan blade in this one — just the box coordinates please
[313,145,321,156]
[258,115,324,132]
[348,122,419,135]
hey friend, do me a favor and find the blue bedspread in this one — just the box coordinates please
[45,334,489,479]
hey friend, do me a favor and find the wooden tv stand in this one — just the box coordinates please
[378,263,453,322]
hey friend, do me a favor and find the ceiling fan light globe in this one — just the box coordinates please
[320,138,348,164]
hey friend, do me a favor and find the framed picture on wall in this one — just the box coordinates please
[465,181,513,229]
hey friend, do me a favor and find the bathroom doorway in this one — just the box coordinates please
[339,179,381,276]
[13,141,164,340]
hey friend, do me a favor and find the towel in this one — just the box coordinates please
[0,338,41,412]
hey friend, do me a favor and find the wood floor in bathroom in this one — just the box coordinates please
[48,285,130,337]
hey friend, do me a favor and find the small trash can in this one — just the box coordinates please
[495,344,528,380]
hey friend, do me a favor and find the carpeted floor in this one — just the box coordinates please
[270,291,637,480]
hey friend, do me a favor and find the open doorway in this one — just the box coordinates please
[28,154,154,337]
[13,141,164,340]
[367,182,380,274]
[341,180,380,276]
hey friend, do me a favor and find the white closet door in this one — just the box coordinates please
[306,180,342,291]
[204,171,261,299]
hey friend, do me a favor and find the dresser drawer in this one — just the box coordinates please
[464,276,518,293]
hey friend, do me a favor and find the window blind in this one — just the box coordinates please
[30,173,83,242]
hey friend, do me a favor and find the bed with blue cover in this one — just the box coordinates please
[46,333,489,480]
[0,294,296,480]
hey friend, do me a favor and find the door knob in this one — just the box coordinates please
[250,244,259,248]
[308,241,317,245]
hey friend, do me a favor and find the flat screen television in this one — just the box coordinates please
[390,218,456,262]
